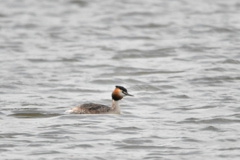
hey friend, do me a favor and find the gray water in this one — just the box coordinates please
[1,0,240,159]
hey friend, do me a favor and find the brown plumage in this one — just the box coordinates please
[69,103,111,114]
[112,88,123,101]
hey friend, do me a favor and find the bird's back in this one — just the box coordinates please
[66,103,111,114]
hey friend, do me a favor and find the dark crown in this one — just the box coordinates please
[115,86,127,92]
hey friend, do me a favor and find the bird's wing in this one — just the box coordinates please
[78,103,111,114]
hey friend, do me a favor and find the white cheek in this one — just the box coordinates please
[119,90,125,97]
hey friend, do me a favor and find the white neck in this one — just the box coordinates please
[110,100,121,114]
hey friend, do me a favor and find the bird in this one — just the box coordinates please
[65,86,133,114]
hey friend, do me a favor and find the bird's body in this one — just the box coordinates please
[65,86,132,114]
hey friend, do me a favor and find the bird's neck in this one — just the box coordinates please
[111,99,120,114]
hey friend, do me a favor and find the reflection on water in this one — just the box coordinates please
[1,0,240,159]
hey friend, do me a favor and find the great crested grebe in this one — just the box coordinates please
[65,86,133,114]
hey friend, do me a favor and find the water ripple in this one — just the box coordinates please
[1,0,240,159]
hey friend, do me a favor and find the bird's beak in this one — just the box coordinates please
[126,92,133,96]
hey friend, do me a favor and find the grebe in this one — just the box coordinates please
[65,86,133,114]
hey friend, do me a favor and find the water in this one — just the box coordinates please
[1,0,240,159]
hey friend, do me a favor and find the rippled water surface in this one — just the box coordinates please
[1,0,240,159]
